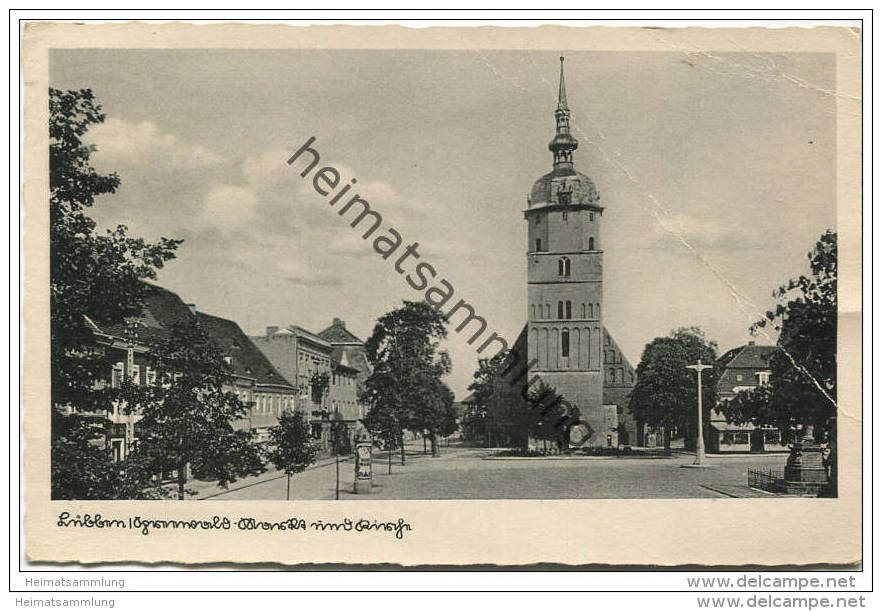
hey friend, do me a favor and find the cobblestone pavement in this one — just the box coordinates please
[202,444,788,501]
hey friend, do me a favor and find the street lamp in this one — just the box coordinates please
[686,359,713,467]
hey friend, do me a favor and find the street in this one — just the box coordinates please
[200,443,787,500]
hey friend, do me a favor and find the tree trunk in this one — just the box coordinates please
[430,432,440,457]
[400,433,406,466]
[177,461,187,500]
[663,427,672,456]
[423,435,427,455]
[286,473,291,501]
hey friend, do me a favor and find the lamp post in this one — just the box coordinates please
[686,359,713,466]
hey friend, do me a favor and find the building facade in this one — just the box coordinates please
[710,342,781,453]
[252,320,368,451]
[317,317,372,420]
[195,311,298,442]
[71,283,297,462]
[521,58,636,448]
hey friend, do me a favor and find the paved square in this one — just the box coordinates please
[201,444,788,501]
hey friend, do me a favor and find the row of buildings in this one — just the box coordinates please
[77,282,372,463]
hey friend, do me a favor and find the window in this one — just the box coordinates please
[588,303,593,318]
[557,301,564,319]
[545,304,551,318]
[111,439,123,462]
[757,371,771,386]
[535,238,542,252]
[589,212,595,222]
[561,330,570,357]
[588,237,595,250]
[146,367,156,386]
[565,301,572,319]
[558,256,570,277]
[736,374,743,382]
[130,364,140,385]
[111,362,124,388]
[581,303,586,318]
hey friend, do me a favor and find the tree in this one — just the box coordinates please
[127,319,266,499]
[628,327,718,452]
[362,301,451,461]
[410,378,456,456]
[522,382,573,451]
[720,231,838,493]
[463,356,499,446]
[49,88,181,498]
[266,410,319,500]
[745,230,838,441]
[50,407,165,500]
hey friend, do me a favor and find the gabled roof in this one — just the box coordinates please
[196,311,295,388]
[318,318,364,344]
[287,325,333,350]
[603,327,636,389]
[718,343,777,370]
[330,345,371,376]
[101,283,196,343]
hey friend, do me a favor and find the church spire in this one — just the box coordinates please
[557,56,568,110]
[548,56,578,172]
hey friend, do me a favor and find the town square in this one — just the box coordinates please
[45,47,838,502]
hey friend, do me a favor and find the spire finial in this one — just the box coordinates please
[549,56,577,169]
[558,55,568,110]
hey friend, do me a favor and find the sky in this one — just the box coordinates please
[49,49,837,398]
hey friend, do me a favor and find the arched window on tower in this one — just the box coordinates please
[531,304,536,319]
[561,330,570,358]
[588,303,594,318]
[558,256,570,277]
[596,303,601,318]
[536,238,542,252]
[588,237,595,250]
[557,301,564,320]
[545,304,551,319]
[581,303,586,318]
[565,300,572,319]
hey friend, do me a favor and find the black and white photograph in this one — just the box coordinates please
[19,20,864,571]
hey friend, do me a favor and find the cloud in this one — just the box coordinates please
[201,185,257,225]
[645,212,767,255]
[89,118,226,170]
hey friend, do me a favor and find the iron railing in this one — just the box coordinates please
[747,468,783,493]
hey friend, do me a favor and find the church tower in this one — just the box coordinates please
[524,57,607,445]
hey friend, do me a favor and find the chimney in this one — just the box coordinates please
[333,318,345,327]
[266,325,279,338]
[186,303,197,315]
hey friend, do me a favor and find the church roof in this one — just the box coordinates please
[529,168,600,208]
[528,57,601,210]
